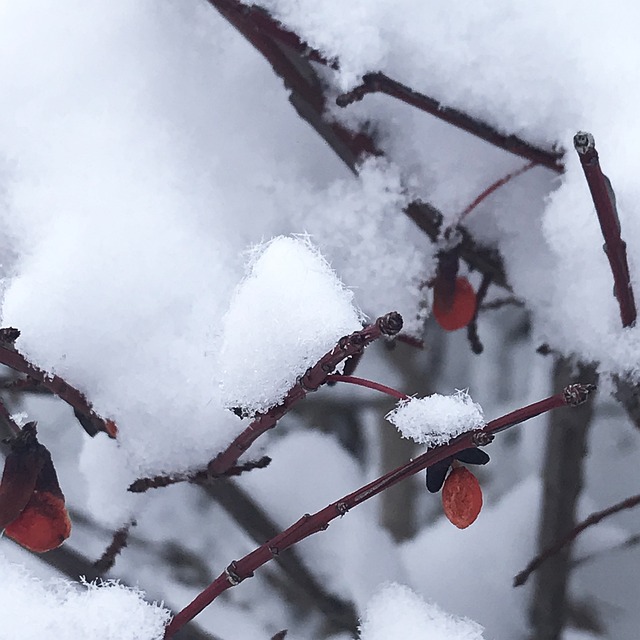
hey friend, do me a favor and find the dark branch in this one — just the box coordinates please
[515,492,640,587]
[574,131,636,327]
[336,74,564,172]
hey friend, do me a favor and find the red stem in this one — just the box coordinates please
[163,383,595,637]
[326,374,410,400]
[207,313,403,476]
[574,132,636,328]
[459,161,536,220]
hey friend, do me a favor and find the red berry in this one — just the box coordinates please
[433,276,477,331]
[441,466,483,529]
[4,490,71,553]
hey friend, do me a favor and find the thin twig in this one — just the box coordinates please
[459,161,536,221]
[94,521,135,573]
[336,74,564,172]
[163,383,595,637]
[467,274,492,354]
[0,339,116,438]
[514,492,640,587]
[574,132,636,327]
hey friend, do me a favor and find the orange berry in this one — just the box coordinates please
[433,277,477,331]
[4,490,71,552]
[441,466,483,529]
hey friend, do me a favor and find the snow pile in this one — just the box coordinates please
[0,552,170,640]
[386,391,484,446]
[218,236,363,413]
[359,583,485,640]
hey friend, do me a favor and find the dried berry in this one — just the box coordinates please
[0,423,71,552]
[441,466,483,529]
[4,490,71,552]
[433,276,477,331]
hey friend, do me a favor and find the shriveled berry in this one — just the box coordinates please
[433,277,477,331]
[4,490,71,552]
[441,466,483,529]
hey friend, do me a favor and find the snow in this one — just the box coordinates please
[359,583,485,640]
[0,551,170,640]
[386,390,484,446]
[0,1,639,639]
[218,236,363,413]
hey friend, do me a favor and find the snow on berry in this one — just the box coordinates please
[386,390,484,447]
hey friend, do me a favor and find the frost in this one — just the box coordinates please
[218,236,363,413]
[386,391,484,446]
[0,552,170,640]
[359,583,485,640]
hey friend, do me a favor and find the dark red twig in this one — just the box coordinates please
[163,383,595,637]
[128,456,272,493]
[514,492,640,587]
[207,312,402,476]
[574,132,636,327]
[459,161,536,221]
[0,338,116,438]
[336,74,564,173]
[325,374,409,401]
[94,521,135,573]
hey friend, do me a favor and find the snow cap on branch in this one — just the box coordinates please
[359,583,485,640]
[386,390,484,446]
[0,552,170,640]
[218,236,363,413]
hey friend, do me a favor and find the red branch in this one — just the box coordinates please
[0,336,116,438]
[336,74,564,173]
[163,383,595,637]
[574,132,636,327]
[514,491,640,587]
[207,313,403,476]
[325,374,410,401]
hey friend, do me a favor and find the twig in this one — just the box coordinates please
[459,161,536,221]
[467,274,492,354]
[336,74,564,173]
[514,492,640,587]
[163,383,595,637]
[206,312,402,476]
[0,339,116,438]
[574,132,637,327]
[94,521,135,572]
[128,457,272,493]
[325,374,409,401]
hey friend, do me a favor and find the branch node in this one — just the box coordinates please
[472,430,494,446]
[224,561,248,586]
[336,502,349,515]
[377,311,403,336]
[573,131,595,155]
[563,383,597,407]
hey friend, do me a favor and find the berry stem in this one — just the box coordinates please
[325,375,410,401]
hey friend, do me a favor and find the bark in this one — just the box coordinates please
[529,358,598,640]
